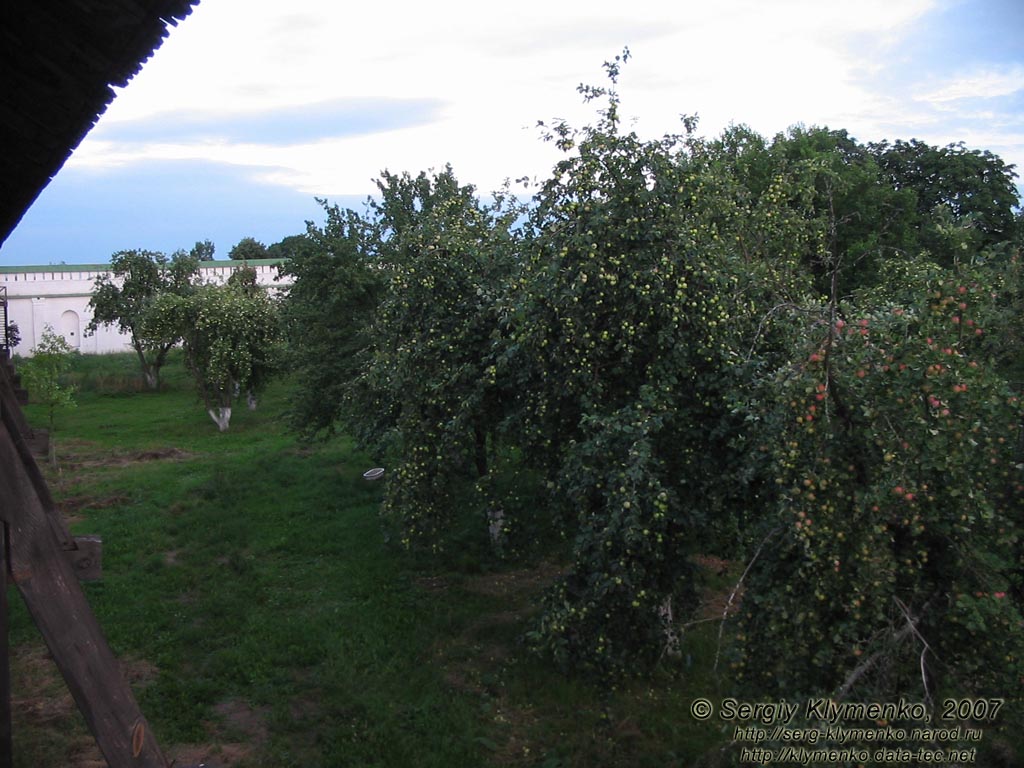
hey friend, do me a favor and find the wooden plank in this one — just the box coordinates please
[0,361,35,446]
[0,523,12,767]
[0,373,74,549]
[1,363,104,581]
[25,428,49,459]
[69,535,103,582]
[0,423,169,767]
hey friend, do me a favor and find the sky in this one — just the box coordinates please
[2,0,1023,266]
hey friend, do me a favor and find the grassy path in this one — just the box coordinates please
[9,354,724,767]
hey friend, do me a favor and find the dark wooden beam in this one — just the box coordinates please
[0,362,75,550]
[0,523,12,767]
[0,414,168,767]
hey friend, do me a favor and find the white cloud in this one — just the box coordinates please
[915,66,1024,104]
[79,0,1023,200]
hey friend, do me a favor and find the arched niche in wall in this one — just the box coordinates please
[60,309,80,350]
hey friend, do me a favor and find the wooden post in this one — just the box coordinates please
[1,358,101,575]
[0,522,12,767]
[0,382,167,766]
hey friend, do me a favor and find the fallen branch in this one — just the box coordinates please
[836,596,935,702]
[713,525,783,671]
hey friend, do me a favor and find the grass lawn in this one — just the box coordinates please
[8,353,732,767]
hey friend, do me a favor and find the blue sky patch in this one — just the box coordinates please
[0,160,367,265]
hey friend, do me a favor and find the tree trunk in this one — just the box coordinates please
[207,407,232,432]
[246,390,258,411]
[659,597,682,659]
[134,347,159,391]
[487,506,505,551]
[473,426,488,478]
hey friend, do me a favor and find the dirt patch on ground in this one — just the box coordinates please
[66,738,105,768]
[442,556,748,767]
[461,560,566,598]
[414,573,451,593]
[49,444,193,475]
[692,553,731,575]
[11,644,76,727]
[154,697,272,767]
[693,554,744,621]
[58,493,131,525]
[432,561,565,692]
[121,656,160,689]
[57,446,195,472]
[211,698,269,746]
[166,742,254,768]
[429,562,569,760]
[131,448,193,463]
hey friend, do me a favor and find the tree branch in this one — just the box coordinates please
[713,525,783,671]
[835,596,935,702]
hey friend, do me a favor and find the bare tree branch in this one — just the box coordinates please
[836,596,935,702]
[714,525,783,671]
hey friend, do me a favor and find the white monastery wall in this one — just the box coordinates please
[1,260,289,357]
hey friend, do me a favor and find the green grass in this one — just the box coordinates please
[8,352,736,767]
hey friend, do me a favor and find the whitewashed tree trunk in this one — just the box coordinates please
[487,506,506,551]
[207,407,232,432]
[246,390,258,410]
[134,344,159,390]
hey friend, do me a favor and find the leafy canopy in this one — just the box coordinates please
[228,236,269,261]
[146,280,282,431]
[86,249,199,389]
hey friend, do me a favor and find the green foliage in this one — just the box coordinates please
[978,249,1024,384]
[86,248,199,389]
[279,204,382,438]
[228,236,269,261]
[730,253,1024,702]
[707,125,919,296]
[266,233,314,261]
[5,320,20,349]
[283,168,527,551]
[147,281,282,431]
[278,54,1024,701]
[225,263,260,296]
[189,239,216,261]
[353,166,525,550]
[869,138,1021,264]
[512,55,829,676]
[20,325,76,431]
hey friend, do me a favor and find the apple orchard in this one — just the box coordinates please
[280,57,1024,710]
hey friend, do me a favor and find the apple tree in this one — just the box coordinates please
[147,280,282,431]
[87,249,199,389]
[20,325,77,435]
[512,58,793,675]
[730,253,1024,701]
[350,166,525,550]
[279,204,383,439]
